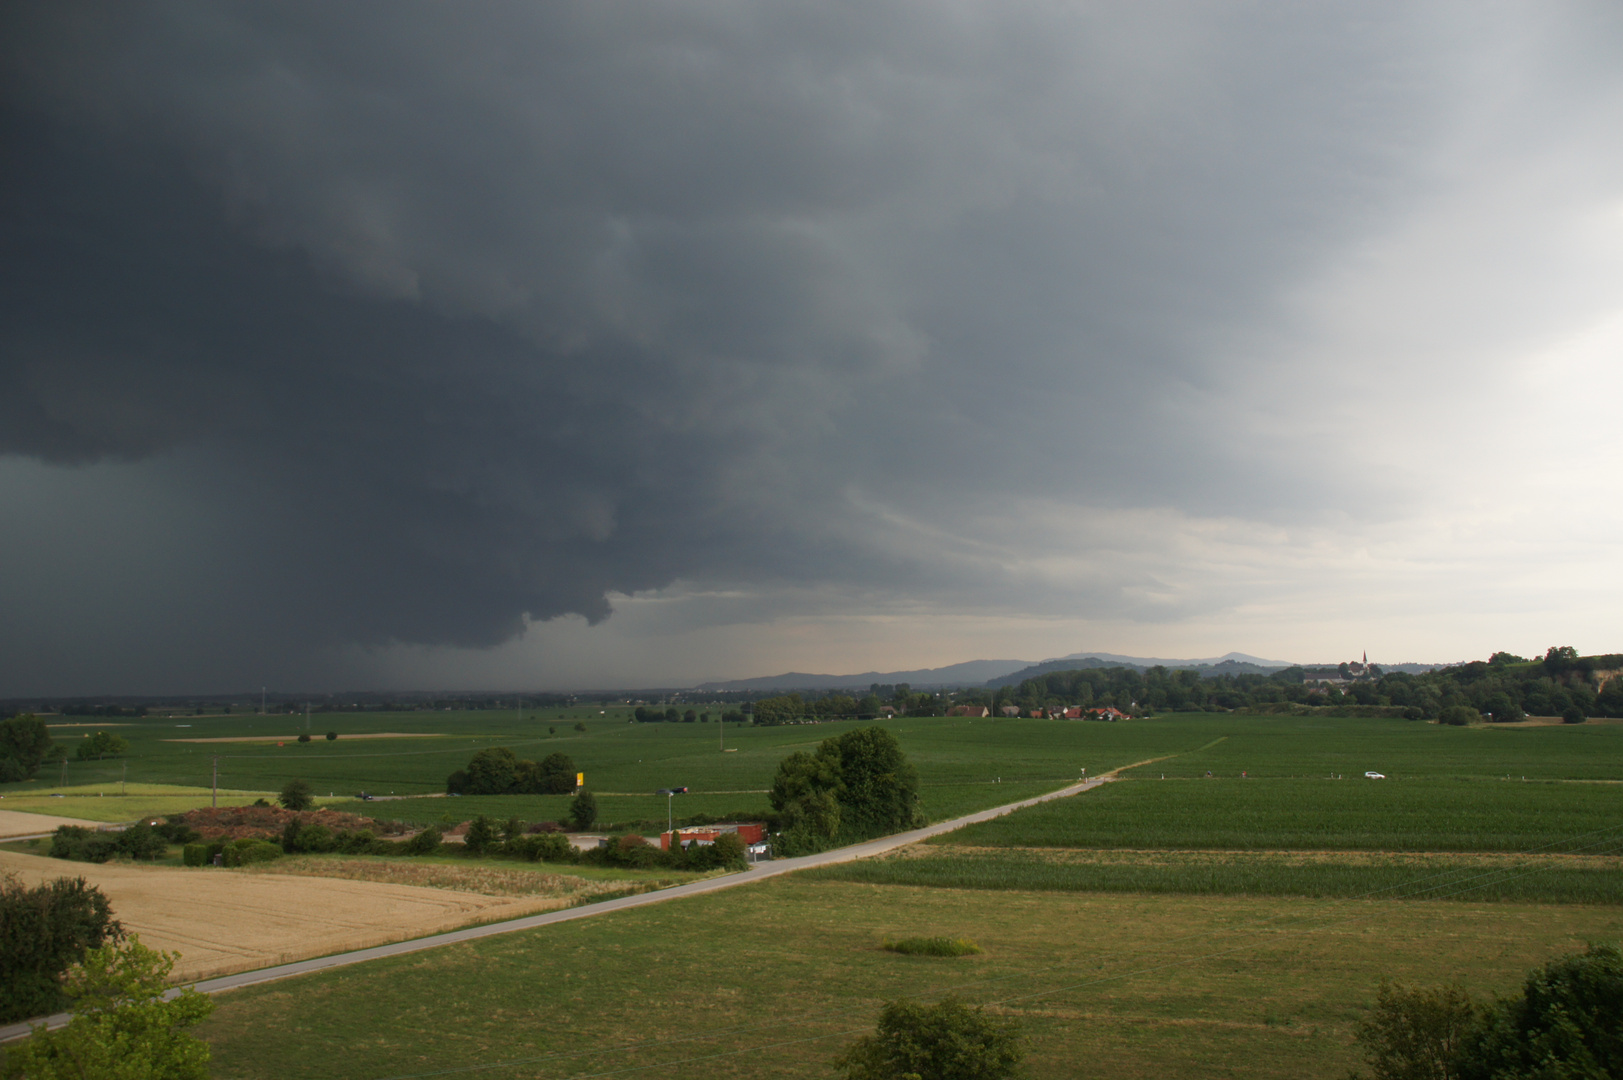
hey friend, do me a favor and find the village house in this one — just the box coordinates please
[660,821,766,852]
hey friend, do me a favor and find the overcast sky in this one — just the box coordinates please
[3,2,1621,695]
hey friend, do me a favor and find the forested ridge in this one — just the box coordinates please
[741,648,1623,723]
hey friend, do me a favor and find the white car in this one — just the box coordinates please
[1364,771,1386,779]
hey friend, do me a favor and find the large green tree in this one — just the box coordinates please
[768,750,843,847]
[1,937,214,1080]
[768,725,920,853]
[0,874,123,1022]
[823,726,921,837]
[0,714,55,780]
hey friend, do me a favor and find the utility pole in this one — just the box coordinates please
[212,756,218,809]
[719,708,725,752]
[121,761,126,796]
[261,686,266,715]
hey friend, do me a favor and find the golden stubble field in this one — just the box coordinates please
[0,850,623,982]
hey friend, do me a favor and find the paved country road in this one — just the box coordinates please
[0,775,1111,1043]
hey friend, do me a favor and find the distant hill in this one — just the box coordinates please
[985,651,1296,688]
[695,658,1033,693]
[696,650,1449,695]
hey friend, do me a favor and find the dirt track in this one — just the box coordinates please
[0,850,587,982]
[0,810,105,839]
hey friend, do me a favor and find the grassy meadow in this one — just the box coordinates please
[195,877,1623,1080]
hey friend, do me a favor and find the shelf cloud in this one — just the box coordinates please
[3,2,1621,692]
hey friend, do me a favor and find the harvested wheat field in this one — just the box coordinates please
[0,849,625,982]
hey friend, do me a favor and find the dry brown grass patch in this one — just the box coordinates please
[239,856,634,900]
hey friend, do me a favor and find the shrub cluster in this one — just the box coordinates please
[426,814,749,871]
[446,748,576,795]
[281,820,391,855]
[49,822,168,864]
[222,838,283,866]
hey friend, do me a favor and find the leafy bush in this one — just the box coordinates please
[222,839,282,867]
[0,873,123,1023]
[506,832,576,863]
[114,821,168,861]
[0,714,55,779]
[569,790,598,830]
[73,730,129,761]
[1563,705,1586,724]
[1438,705,1478,726]
[1352,979,1479,1080]
[46,824,165,864]
[834,996,1023,1080]
[335,828,387,854]
[882,936,983,957]
[403,826,442,856]
[281,821,337,854]
[279,778,314,811]
[297,733,311,743]
[181,843,213,867]
[463,815,499,855]
[326,731,338,740]
[1457,942,1623,1079]
[49,826,121,864]
[680,832,748,871]
[154,818,200,845]
[1,936,214,1079]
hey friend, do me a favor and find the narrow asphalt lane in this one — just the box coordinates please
[1,775,1111,1041]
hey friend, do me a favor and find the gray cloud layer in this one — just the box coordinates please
[3,3,1621,692]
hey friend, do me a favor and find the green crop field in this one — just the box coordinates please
[192,876,1623,1080]
[806,848,1623,905]
[8,711,1620,833]
[934,775,1623,852]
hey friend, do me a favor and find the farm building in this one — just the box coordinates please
[660,821,766,851]
[947,705,990,717]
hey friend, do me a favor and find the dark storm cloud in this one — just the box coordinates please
[2,2,1618,691]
